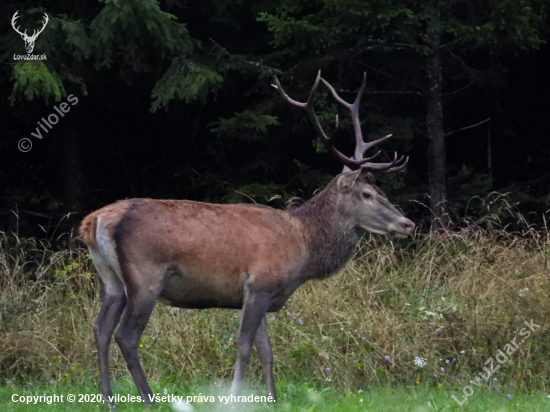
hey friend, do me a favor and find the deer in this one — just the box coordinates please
[79,71,415,406]
[11,11,49,54]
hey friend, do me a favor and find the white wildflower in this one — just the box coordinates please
[414,357,427,368]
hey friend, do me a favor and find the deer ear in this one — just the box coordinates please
[336,169,362,192]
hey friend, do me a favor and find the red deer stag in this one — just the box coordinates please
[79,71,414,406]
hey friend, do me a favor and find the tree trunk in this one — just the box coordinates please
[425,2,450,235]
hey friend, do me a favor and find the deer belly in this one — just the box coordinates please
[158,266,243,309]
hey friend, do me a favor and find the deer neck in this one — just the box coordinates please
[290,184,360,280]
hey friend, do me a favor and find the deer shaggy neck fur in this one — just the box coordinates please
[291,179,360,280]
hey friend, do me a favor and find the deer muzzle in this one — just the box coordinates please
[388,218,415,238]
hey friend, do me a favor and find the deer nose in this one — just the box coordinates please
[399,220,415,234]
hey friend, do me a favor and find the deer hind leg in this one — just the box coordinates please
[231,288,272,397]
[90,250,127,405]
[114,264,165,405]
[254,314,277,400]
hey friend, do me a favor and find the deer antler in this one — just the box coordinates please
[273,71,408,173]
[11,11,26,37]
[272,71,371,170]
[320,73,408,173]
[11,11,49,40]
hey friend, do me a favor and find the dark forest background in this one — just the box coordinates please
[1,0,549,239]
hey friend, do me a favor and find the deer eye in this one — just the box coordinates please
[362,192,372,199]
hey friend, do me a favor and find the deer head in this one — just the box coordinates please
[273,71,414,238]
[12,11,49,54]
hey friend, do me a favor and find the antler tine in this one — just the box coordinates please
[319,72,367,111]
[361,153,409,173]
[362,133,393,153]
[384,156,409,173]
[272,71,327,141]
[363,150,381,162]
[272,70,320,110]
[320,73,368,161]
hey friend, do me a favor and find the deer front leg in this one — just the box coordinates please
[254,315,277,400]
[230,291,272,397]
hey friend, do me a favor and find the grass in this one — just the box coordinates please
[1,379,550,411]
[1,201,550,409]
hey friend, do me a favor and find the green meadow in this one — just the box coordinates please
[1,215,549,410]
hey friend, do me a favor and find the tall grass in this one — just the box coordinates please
[0,204,549,396]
